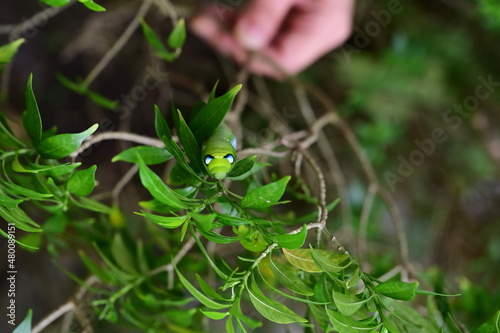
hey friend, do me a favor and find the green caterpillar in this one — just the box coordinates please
[201,125,237,180]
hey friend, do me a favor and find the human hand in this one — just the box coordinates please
[190,0,355,78]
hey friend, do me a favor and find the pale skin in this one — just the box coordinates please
[190,0,356,78]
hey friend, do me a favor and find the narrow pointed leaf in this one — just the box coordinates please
[112,146,172,165]
[137,155,188,210]
[139,211,188,229]
[12,309,32,333]
[0,38,25,66]
[189,84,242,144]
[1,180,52,200]
[176,109,204,173]
[37,124,98,159]
[110,233,138,274]
[269,257,314,296]
[175,267,231,310]
[326,308,379,333]
[241,176,290,210]
[332,291,373,316]
[168,18,186,49]
[247,281,308,324]
[39,0,71,6]
[282,248,323,273]
[67,165,97,196]
[23,74,42,145]
[309,246,351,273]
[200,310,229,320]
[271,226,307,249]
[374,281,419,301]
[196,273,230,301]
[228,155,257,178]
[78,250,117,285]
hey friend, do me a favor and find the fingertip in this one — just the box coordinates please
[190,15,219,41]
[234,0,295,50]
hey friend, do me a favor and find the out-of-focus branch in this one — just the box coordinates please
[83,0,153,88]
[70,131,164,160]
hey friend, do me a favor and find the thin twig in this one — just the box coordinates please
[112,164,138,206]
[291,80,414,277]
[293,85,352,232]
[83,0,153,87]
[70,131,164,160]
[32,302,75,333]
[147,236,197,289]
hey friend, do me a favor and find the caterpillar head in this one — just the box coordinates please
[203,153,235,180]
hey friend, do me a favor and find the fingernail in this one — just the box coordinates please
[235,22,266,50]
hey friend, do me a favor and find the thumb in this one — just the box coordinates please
[234,0,296,50]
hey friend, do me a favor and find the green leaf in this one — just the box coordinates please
[154,105,171,140]
[78,250,117,285]
[282,248,323,273]
[56,74,118,109]
[189,84,242,144]
[13,309,32,333]
[472,310,500,333]
[70,196,114,214]
[23,74,42,145]
[137,155,188,210]
[168,18,186,49]
[374,280,419,301]
[326,308,379,333]
[67,165,97,196]
[269,257,314,296]
[139,211,188,229]
[140,18,176,62]
[39,0,70,6]
[1,180,52,201]
[200,309,229,320]
[176,109,204,173]
[0,38,25,67]
[78,0,106,11]
[154,106,205,182]
[215,213,252,227]
[332,291,373,316]
[110,233,138,274]
[196,273,230,301]
[0,206,41,232]
[40,162,82,178]
[175,267,231,310]
[379,309,400,333]
[241,176,290,210]
[309,246,351,273]
[385,298,438,332]
[168,163,198,186]
[0,193,23,208]
[37,124,98,159]
[247,280,308,324]
[271,226,307,249]
[228,155,257,178]
[198,228,241,244]
[112,146,172,164]
[229,161,270,181]
[226,317,236,333]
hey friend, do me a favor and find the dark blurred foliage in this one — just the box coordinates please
[1,0,500,331]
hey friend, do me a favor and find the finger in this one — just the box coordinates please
[261,0,354,74]
[190,14,247,61]
[234,0,298,50]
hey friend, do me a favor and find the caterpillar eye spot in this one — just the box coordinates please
[224,154,235,164]
[204,155,214,165]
